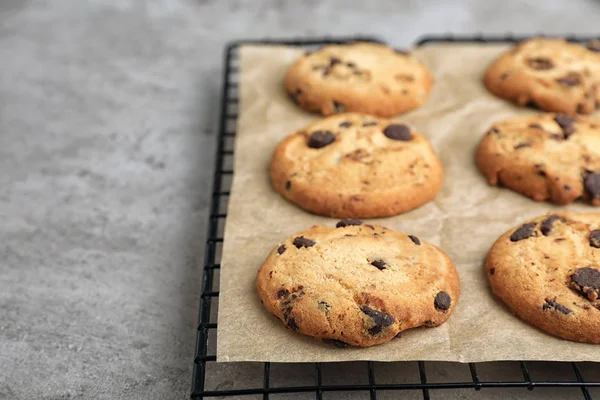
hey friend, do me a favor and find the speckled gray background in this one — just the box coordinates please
[2,1,600,399]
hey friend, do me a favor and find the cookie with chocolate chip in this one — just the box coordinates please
[269,113,444,218]
[486,212,600,343]
[476,113,600,205]
[284,42,433,117]
[256,222,460,347]
[484,38,600,114]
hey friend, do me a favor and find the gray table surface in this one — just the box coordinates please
[2,0,600,399]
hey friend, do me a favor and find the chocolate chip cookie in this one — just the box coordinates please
[484,38,600,114]
[284,42,433,117]
[256,221,460,347]
[486,212,600,343]
[476,113,600,205]
[269,113,443,218]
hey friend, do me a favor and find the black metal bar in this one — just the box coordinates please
[572,363,592,400]
[263,363,271,400]
[316,363,323,400]
[519,362,534,391]
[367,362,377,400]
[418,362,430,400]
[469,363,481,391]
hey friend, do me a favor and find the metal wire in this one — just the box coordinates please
[190,35,600,399]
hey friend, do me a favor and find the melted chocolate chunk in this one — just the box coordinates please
[360,306,394,335]
[526,57,554,70]
[555,114,576,129]
[542,298,572,315]
[541,214,562,236]
[556,73,581,87]
[287,317,299,331]
[383,124,412,141]
[322,339,348,348]
[570,267,600,301]
[590,230,600,248]
[434,291,451,311]
[408,235,421,245]
[510,222,537,242]
[277,288,289,298]
[330,57,342,66]
[277,245,286,255]
[489,268,495,275]
[370,259,387,271]
[336,219,363,228]
[293,236,316,248]
[308,130,336,148]
[584,172,600,198]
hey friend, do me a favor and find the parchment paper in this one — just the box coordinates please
[216,43,600,363]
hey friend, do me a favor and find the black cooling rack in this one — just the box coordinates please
[191,35,600,400]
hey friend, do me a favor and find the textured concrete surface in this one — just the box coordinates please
[2,0,600,399]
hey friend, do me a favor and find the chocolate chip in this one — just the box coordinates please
[346,62,356,68]
[285,181,291,190]
[514,142,532,149]
[556,72,581,87]
[336,219,363,228]
[526,57,554,70]
[541,214,562,236]
[542,298,572,315]
[584,172,600,199]
[570,267,600,301]
[554,114,576,139]
[330,57,342,66]
[489,268,495,275]
[510,222,536,242]
[528,123,543,129]
[277,245,286,255]
[370,259,387,271]
[287,317,299,331]
[339,121,353,128]
[554,114,576,127]
[293,236,316,248]
[537,170,547,177]
[322,339,348,348]
[362,121,378,127]
[577,103,587,114]
[394,332,402,338]
[394,48,410,56]
[383,124,412,141]
[590,230,600,248]
[308,130,336,149]
[434,291,451,311]
[408,235,421,245]
[360,306,394,335]
[333,101,345,113]
[424,320,434,326]
[277,289,289,298]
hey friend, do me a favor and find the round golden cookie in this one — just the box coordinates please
[476,113,600,205]
[256,221,460,347]
[486,212,600,343]
[269,113,443,218]
[284,42,433,117]
[484,38,600,114]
